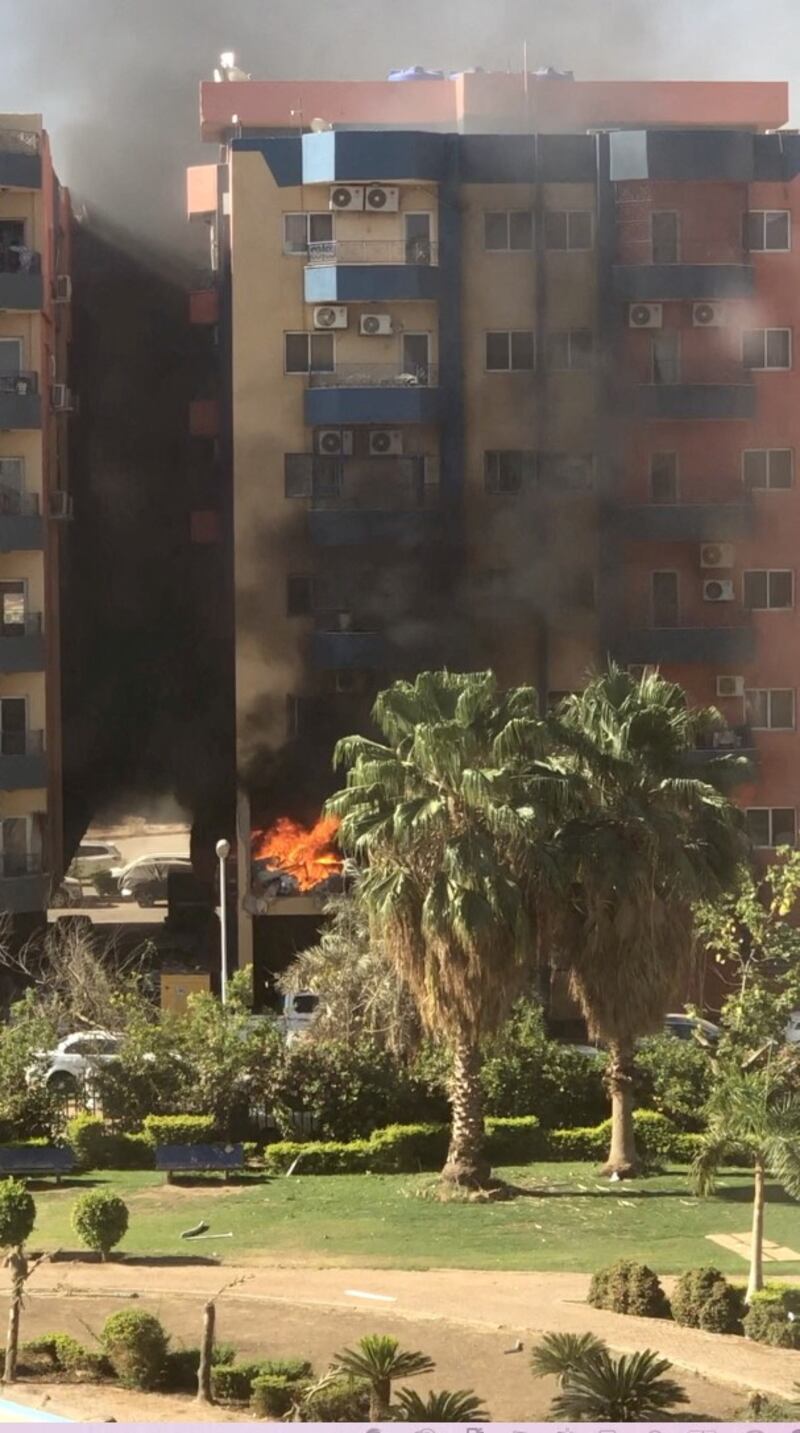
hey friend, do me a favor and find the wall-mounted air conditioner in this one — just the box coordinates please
[700,543,735,569]
[365,185,399,212]
[313,305,348,330]
[315,428,354,456]
[54,275,72,303]
[369,430,403,456]
[629,303,663,329]
[716,675,745,698]
[48,491,73,520]
[329,185,364,211]
[50,384,73,412]
[360,314,393,336]
[693,302,727,328]
[703,579,735,602]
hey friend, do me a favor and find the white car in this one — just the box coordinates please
[786,1011,800,1045]
[66,841,123,883]
[26,1029,122,1093]
[281,991,319,1042]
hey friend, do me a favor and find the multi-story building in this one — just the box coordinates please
[187,70,800,970]
[0,115,72,925]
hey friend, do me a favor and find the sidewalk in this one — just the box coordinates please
[15,1262,800,1399]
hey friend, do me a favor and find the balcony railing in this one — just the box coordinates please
[0,371,38,396]
[307,239,439,267]
[308,364,438,389]
[0,487,39,517]
[0,613,42,638]
[693,725,753,754]
[0,852,43,879]
[286,454,435,507]
[0,248,41,275]
[0,730,43,757]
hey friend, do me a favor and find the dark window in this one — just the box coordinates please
[509,210,533,250]
[746,808,796,847]
[743,328,791,370]
[650,452,678,503]
[484,450,536,494]
[651,211,679,263]
[483,211,533,250]
[510,330,535,370]
[544,210,593,250]
[283,212,333,253]
[284,332,335,374]
[652,571,679,627]
[287,574,314,616]
[744,210,791,252]
[547,330,593,370]
[485,331,535,371]
[743,448,793,491]
[745,689,795,730]
[652,332,681,385]
[744,570,793,610]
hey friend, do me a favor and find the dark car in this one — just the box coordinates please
[117,856,193,907]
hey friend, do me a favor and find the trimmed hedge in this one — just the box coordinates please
[251,1374,297,1417]
[743,1285,800,1348]
[671,1267,744,1334]
[160,1342,236,1393]
[211,1357,312,1403]
[263,1117,542,1174]
[65,1115,153,1171]
[142,1114,216,1147]
[588,1258,671,1319]
[300,1375,370,1421]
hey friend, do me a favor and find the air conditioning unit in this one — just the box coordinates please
[629,303,663,329]
[703,579,735,602]
[369,429,403,456]
[716,675,745,698]
[693,302,727,328]
[50,384,73,412]
[315,428,354,456]
[360,313,393,336]
[48,491,73,520]
[313,305,348,330]
[54,275,72,303]
[700,543,735,569]
[329,185,364,211]
[365,185,399,212]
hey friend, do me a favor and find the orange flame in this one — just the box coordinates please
[251,815,342,892]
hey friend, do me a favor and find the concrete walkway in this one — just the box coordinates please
[13,1262,800,1399]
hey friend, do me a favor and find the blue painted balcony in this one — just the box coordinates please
[0,372,41,429]
[0,128,41,189]
[618,626,756,665]
[305,365,441,426]
[311,628,393,670]
[0,853,48,914]
[0,614,45,673]
[610,130,757,183]
[638,384,756,421]
[614,503,751,542]
[0,491,42,552]
[0,730,46,790]
[614,264,754,303]
[305,240,440,303]
[0,257,43,311]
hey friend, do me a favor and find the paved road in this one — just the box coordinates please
[49,824,190,926]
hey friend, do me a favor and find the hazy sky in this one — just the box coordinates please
[1,0,798,254]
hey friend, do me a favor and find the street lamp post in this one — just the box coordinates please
[215,838,231,1003]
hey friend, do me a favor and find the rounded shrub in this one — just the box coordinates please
[72,1189,129,1260]
[0,1178,35,1248]
[300,1375,370,1421]
[588,1258,671,1319]
[251,1373,296,1417]
[65,1113,107,1171]
[743,1285,800,1348]
[101,1309,168,1389]
[160,1342,236,1393]
[671,1267,744,1334]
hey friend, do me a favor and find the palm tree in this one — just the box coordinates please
[547,1348,688,1422]
[529,1331,608,1385]
[692,1061,800,1301]
[332,1334,435,1420]
[550,666,745,1175]
[328,670,568,1187]
[393,1387,489,1421]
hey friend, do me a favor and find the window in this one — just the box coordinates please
[651,211,679,264]
[743,449,793,491]
[652,331,681,385]
[484,210,534,251]
[650,452,679,503]
[485,331,535,371]
[744,569,794,610]
[744,210,791,252]
[0,338,24,381]
[484,450,536,494]
[544,210,593,250]
[0,458,25,512]
[652,571,679,628]
[546,330,594,371]
[0,580,26,631]
[0,698,26,757]
[286,574,315,616]
[745,807,796,848]
[283,212,333,254]
[745,689,795,730]
[742,328,791,370]
[538,453,595,491]
[404,213,433,263]
[284,332,334,374]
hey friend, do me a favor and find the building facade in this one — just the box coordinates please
[0,115,72,922]
[187,73,799,965]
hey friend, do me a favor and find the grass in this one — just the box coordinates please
[23,1163,800,1276]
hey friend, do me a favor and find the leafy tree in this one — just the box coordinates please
[634,1033,712,1131]
[393,1387,489,1421]
[550,667,744,1175]
[332,1334,434,1420]
[692,1061,800,1301]
[530,1331,608,1385]
[481,999,607,1128]
[546,1347,688,1422]
[327,671,566,1186]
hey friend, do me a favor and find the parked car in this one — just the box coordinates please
[785,1011,800,1045]
[568,1013,721,1058]
[281,990,319,1042]
[66,841,123,882]
[117,855,192,907]
[50,875,84,908]
[25,1029,122,1093]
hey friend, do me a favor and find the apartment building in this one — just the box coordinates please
[187,71,799,965]
[0,115,72,923]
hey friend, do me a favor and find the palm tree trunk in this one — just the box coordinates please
[746,1156,766,1303]
[369,1377,391,1420]
[602,1039,639,1178]
[442,1033,491,1188]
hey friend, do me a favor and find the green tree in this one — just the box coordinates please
[692,1061,800,1301]
[332,1334,435,1420]
[327,671,564,1186]
[530,1331,608,1385]
[546,1347,688,1422]
[551,667,744,1175]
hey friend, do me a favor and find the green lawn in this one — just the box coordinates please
[24,1163,800,1276]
